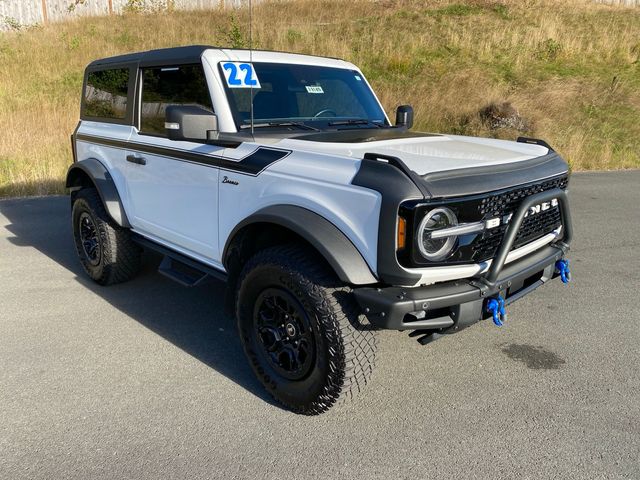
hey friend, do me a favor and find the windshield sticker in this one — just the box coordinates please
[221,62,261,89]
[354,75,362,81]
[305,85,324,94]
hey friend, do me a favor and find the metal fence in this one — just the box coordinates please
[1,0,638,31]
[0,0,253,29]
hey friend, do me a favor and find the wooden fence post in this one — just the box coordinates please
[41,0,48,24]
[108,0,114,15]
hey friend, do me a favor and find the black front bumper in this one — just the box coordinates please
[354,188,573,332]
[355,244,564,331]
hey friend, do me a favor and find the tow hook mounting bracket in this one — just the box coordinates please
[408,330,442,345]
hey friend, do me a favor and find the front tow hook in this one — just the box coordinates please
[487,295,507,327]
[555,259,571,284]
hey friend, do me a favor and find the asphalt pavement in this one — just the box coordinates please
[0,171,639,479]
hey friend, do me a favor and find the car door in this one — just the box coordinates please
[124,63,224,265]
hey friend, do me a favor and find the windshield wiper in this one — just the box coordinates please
[328,119,383,128]
[240,121,319,131]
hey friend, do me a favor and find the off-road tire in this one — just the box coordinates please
[236,244,377,414]
[71,188,141,286]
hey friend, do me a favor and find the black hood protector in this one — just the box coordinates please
[419,151,569,199]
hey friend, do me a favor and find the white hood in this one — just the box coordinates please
[280,133,550,175]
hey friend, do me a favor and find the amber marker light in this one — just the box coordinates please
[397,216,407,250]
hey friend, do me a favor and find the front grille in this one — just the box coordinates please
[472,176,568,261]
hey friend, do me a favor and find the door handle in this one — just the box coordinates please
[126,154,146,165]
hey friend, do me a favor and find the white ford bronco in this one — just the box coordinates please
[68,45,573,414]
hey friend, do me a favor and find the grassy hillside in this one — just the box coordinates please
[1,0,639,197]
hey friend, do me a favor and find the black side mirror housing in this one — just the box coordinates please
[395,105,414,129]
[165,105,218,142]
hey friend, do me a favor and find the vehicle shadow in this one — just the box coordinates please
[0,195,277,407]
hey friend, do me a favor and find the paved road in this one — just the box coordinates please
[0,171,639,479]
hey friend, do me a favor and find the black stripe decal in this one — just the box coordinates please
[75,133,291,176]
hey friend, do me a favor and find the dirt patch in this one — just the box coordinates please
[479,101,530,131]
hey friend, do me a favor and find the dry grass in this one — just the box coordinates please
[1,0,639,196]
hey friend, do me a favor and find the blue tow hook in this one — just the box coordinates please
[555,259,571,284]
[487,295,507,327]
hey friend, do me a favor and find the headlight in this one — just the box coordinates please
[417,207,458,261]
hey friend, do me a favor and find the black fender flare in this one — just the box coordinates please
[224,205,378,285]
[66,158,131,228]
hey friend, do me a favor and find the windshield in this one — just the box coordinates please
[220,62,389,131]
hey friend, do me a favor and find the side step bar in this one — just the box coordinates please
[132,235,228,286]
[158,256,208,287]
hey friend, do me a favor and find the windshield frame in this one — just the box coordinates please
[218,61,391,132]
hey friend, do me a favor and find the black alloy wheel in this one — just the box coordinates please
[78,211,101,266]
[253,287,316,381]
[71,188,141,286]
[236,244,377,414]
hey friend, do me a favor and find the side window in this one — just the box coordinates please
[83,68,130,120]
[140,64,213,136]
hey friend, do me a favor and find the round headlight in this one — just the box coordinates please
[417,207,458,261]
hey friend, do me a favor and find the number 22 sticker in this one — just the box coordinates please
[221,62,261,89]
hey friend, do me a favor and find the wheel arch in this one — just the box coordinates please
[66,158,130,228]
[223,205,378,287]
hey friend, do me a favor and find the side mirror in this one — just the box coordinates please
[165,105,218,142]
[395,105,414,129]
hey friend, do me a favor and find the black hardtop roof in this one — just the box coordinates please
[87,45,213,69]
[87,45,342,70]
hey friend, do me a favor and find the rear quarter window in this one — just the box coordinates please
[83,68,131,121]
